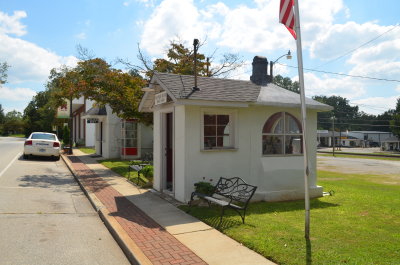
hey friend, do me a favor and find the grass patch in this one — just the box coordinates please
[8,134,25,138]
[319,153,400,161]
[99,159,152,187]
[181,170,400,265]
[78,147,96,154]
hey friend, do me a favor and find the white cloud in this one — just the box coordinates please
[75,32,86,40]
[0,86,36,101]
[0,10,78,85]
[0,33,78,84]
[141,0,205,55]
[0,10,27,36]
[299,72,366,99]
[140,0,346,55]
[133,0,155,8]
[396,86,400,92]
[351,95,400,115]
[310,22,392,60]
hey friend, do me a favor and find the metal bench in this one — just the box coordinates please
[128,153,153,184]
[188,177,257,226]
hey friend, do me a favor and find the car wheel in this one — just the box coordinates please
[55,156,60,161]
[23,154,28,159]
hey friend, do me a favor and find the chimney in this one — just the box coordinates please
[250,56,272,85]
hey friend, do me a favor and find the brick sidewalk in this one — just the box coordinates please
[67,155,206,265]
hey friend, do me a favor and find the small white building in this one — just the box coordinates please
[347,131,394,146]
[71,98,96,147]
[139,56,332,202]
[381,136,400,151]
[82,105,153,159]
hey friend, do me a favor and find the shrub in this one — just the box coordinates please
[140,165,153,178]
[194,180,215,195]
[62,126,70,146]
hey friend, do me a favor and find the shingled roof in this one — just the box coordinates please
[139,72,332,112]
[154,72,261,102]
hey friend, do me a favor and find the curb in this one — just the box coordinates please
[61,154,152,265]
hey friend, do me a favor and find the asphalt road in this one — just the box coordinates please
[0,137,130,265]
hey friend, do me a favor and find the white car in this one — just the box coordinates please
[23,132,61,160]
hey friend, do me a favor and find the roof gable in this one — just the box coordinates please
[139,72,332,112]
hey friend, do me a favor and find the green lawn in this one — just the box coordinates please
[99,159,152,187]
[8,134,25,138]
[181,170,400,265]
[318,153,400,161]
[78,147,96,154]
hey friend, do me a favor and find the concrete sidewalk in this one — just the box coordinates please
[62,149,274,265]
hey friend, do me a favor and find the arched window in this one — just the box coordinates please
[262,112,303,155]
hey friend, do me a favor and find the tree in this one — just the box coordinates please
[0,62,9,85]
[119,40,244,79]
[47,58,151,124]
[0,104,5,124]
[313,95,359,131]
[390,97,400,138]
[273,74,299,93]
[2,110,24,135]
[23,90,59,137]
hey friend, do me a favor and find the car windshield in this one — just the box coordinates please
[31,134,56,141]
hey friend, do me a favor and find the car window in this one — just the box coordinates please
[31,134,56,141]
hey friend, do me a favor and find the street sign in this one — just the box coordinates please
[57,101,70,118]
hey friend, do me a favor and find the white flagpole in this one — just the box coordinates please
[293,0,310,239]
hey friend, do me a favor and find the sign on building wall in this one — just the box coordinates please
[155,91,167,105]
[57,100,70,118]
[87,118,99,123]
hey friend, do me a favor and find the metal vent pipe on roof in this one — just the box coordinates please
[193,38,200,91]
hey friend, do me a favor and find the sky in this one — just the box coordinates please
[0,0,399,115]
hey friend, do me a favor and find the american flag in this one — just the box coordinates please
[279,0,297,39]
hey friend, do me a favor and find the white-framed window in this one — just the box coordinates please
[122,120,138,148]
[262,112,303,155]
[201,110,236,150]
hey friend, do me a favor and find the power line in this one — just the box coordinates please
[318,121,400,128]
[277,62,400,83]
[314,24,400,69]
[318,118,393,122]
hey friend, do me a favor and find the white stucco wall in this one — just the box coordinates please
[153,103,322,203]
[153,109,162,191]
[85,100,95,147]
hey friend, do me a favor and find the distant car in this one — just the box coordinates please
[23,132,61,160]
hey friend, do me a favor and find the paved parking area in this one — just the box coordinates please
[317,155,400,176]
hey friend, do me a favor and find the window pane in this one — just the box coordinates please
[285,114,301,134]
[217,124,230,136]
[216,136,231,147]
[204,137,216,149]
[204,115,216,125]
[217,115,229,125]
[262,112,283,133]
[223,135,231,147]
[125,122,137,130]
[285,135,303,154]
[204,126,216,136]
[126,130,137,139]
[31,134,56,140]
[272,118,283,134]
[262,135,283,155]
[125,139,137,148]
